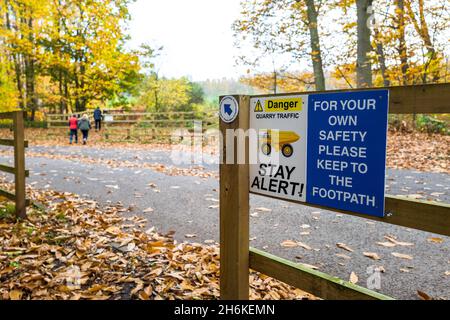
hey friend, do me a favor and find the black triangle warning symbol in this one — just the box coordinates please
[255,100,263,112]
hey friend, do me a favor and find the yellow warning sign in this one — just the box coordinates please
[254,100,264,112]
[265,97,302,112]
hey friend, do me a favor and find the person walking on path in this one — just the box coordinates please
[69,114,78,144]
[78,114,92,145]
[94,107,103,131]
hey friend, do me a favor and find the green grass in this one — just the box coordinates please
[0,203,16,219]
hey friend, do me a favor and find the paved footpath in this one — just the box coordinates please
[0,145,449,300]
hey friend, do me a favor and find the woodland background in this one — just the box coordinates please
[0,0,449,132]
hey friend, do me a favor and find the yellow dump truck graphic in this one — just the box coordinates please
[259,130,300,158]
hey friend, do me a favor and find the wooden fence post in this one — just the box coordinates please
[219,95,250,300]
[13,111,26,219]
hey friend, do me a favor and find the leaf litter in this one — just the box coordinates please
[0,182,315,300]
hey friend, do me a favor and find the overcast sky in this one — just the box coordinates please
[127,0,243,81]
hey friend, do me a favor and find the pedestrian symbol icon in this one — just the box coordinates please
[254,100,263,112]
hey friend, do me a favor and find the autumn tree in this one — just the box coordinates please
[138,76,203,113]
[233,0,329,91]
[0,0,49,117]
[235,0,449,93]
[44,0,140,112]
[325,0,450,90]
[0,0,142,117]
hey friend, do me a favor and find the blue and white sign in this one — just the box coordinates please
[220,96,239,123]
[250,90,389,218]
[306,90,389,217]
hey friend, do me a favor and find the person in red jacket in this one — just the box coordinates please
[69,114,78,144]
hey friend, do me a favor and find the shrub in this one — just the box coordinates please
[416,115,448,134]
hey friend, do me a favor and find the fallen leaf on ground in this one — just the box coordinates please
[300,263,318,270]
[427,237,443,244]
[297,242,312,251]
[392,252,413,260]
[337,243,354,252]
[417,290,432,300]
[377,241,397,248]
[375,266,386,273]
[406,194,423,199]
[281,240,299,248]
[336,254,351,260]
[9,290,23,300]
[384,236,414,247]
[349,272,358,284]
[363,252,381,260]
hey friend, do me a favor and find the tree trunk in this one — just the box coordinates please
[374,27,390,87]
[56,2,66,114]
[74,54,83,112]
[273,70,277,94]
[13,54,24,109]
[396,0,409,85]
[302,0,326,91]
[59,70,65,114]
[64,73,70,113]
[405,0,439,83]
[356,0,373,88]
[24,16,37,120]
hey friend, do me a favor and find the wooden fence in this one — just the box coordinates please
[46,111,219,142]
[0,111,29,218]
[220,83,450,300]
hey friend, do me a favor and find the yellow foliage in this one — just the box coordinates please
[0,58,19,112]
[240,71,315,93]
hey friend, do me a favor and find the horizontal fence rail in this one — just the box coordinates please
[249,248,393,300]
[252,83,450,114]
[45,111,219,142]
[250,192,450,237]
